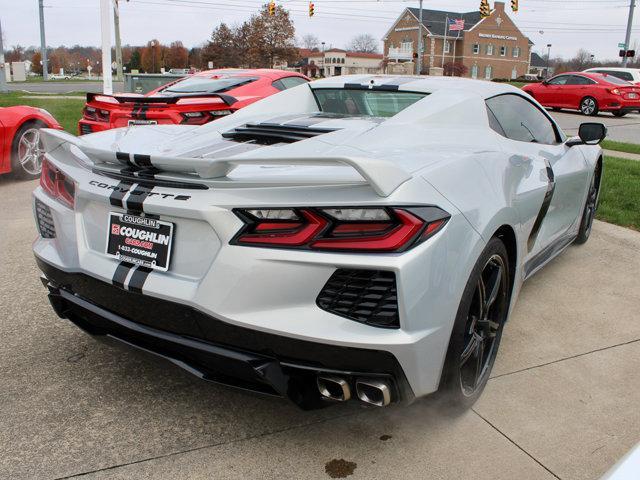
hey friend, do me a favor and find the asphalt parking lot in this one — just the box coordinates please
[551,110,640,143]
[1,175,639,480]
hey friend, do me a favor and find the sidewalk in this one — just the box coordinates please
[604,149,640,161]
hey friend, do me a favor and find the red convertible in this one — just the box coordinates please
[522,71,640,117]
[0,106,62,179]
[78,69,309,134]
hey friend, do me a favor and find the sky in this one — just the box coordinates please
[1,0,638,61]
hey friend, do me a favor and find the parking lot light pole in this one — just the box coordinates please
[546,44,552,78]
[100,0,113,94]
[417,0,423,75]
[622,0,636,67]
[38,0,49,81]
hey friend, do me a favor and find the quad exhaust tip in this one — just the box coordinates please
[317,375,351,402]
[355,379,391,407]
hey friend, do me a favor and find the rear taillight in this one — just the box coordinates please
[607,88,621,95]
[180,109,233,125]
[83,106,110,122]
[40,158,76,209]
[232,207,449,252]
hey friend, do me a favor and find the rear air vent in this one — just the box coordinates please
[79,124,93,135]
[35,198,56,238]
[222,123,337,145]
[317,269,399,328]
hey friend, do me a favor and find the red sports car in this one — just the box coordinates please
[522,72,640,117]
[0,106,62,179]
[78,69,310,134]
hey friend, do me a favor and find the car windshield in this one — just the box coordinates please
[314,88,427,117]
[163,76,257,94]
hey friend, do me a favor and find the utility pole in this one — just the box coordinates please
[113,0,124,81]
[100,0,113,94]
[622,0,636,67]
[0,18,8,93]
[38,0,49,80]
[416,0,423,75]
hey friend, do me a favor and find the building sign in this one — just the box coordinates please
[395,27,418,32]
[479,33,518,41]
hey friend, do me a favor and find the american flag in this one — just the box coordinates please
[448,18,465,31]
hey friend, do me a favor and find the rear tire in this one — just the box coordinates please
[436,237,510,410]
[612,110,627,118]
[575,162,602,245]
[580,96,599,116]
[552,107,562,112]
[11,121,46,180]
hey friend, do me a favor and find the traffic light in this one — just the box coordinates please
[268,1,275,16]
[309,1,314,16]
[627,50,636,58]
[511,0,518,12]
[480,0,490,18]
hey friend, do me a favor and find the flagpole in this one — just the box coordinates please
[441,15,448,69]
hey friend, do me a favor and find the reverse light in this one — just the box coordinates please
[608,88,621,95]
[232,207,449,252]
[40,158,76,209]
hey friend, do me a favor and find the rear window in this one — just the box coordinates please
[595,74,633,86]
[313,88,427,117]
[597,70,634,82]
[162,76,257,94]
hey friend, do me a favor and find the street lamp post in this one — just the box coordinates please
[416,0,423,75]
[321,41,326,77]
[151,41,156,73]
[546,44,552,79]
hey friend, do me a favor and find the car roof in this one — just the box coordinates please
[550,71,620,82]
[584,67,640,73]
[194,68,304,80]
[308,74,523,99]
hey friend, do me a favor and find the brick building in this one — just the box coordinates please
[383,2,533,80]
[287,49,383,78]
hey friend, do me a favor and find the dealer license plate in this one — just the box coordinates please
[128,119,158,126]
[106,212,174,271]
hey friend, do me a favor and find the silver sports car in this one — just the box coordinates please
[33,75,605,410]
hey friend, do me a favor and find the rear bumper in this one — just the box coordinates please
[38,258,414,409]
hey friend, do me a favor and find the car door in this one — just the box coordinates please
[570,74,598,109]
[486,94,591,258]
[538,74,571,106]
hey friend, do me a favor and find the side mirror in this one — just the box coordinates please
[566,122,607,147]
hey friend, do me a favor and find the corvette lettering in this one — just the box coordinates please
[89,180,191,201]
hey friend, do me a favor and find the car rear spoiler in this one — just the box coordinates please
[86,92,238,106]
[41,129,411,197]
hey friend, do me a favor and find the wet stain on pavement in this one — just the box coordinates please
[325,459,357,478]
[379,434,392,441]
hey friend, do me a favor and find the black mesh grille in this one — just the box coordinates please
[79,124,93,135]
[317,269,399,328]
[35,198,56,238]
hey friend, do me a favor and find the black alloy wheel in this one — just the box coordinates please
[437,237,510,409]
[575,162,602,245]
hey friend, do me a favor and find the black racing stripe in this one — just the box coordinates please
[112,261,135,289]
[133,154,152,167]
[140,104,149,120]
[128,266,153,294]
[109,180,133,208]
[126,184,153,213]
[116,151,130,163]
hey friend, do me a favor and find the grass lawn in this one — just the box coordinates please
[597,156,640,230]
[601,139,640,156]
[0,91,84,133]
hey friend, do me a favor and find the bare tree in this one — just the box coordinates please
[346,33,379,53]
[301,34,319,51]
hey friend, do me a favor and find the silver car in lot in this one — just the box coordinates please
[33,75,605,410]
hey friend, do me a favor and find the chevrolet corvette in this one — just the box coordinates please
[0,105,62,179]
[78,68,309,135]
[34,75,606,410]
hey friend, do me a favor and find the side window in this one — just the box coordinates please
[272,79,285,91]
[473,44,480,54]
[279,76,309,89]
[486,94,558,145]
[547,75,569,85]
[573,75,595,85]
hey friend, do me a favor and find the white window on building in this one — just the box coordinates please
[500,46,506,56]
[485,65,493,80]
[444,41,451,54]
[401,41,413,52]
[471,64,478,79]
[486,44,494,55]
[513,47,520,58]
[473,44,480,54]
